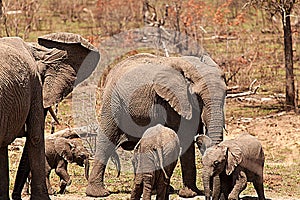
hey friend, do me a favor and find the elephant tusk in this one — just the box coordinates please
[49,106,60,125]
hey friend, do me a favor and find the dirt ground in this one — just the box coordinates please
[13,96,300,200]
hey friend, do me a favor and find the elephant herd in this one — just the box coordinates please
[0,33,266,200]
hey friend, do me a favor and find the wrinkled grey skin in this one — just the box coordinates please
[130,124,180,200]
[44,136,90,195]
[86,53,226,198]
[196,133,266,200]
[24,135,90,195]
[0,33,99,200]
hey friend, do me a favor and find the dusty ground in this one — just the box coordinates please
[11,96,300,200]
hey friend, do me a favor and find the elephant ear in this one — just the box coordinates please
[153,67,193,120]
[37,32,100,108]
[194,134,213,155]
[225,142,243,175]
[55,138,75,163]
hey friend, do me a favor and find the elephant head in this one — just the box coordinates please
[180,55,226,144]
[55,138,90,180]
[196,135,243,199]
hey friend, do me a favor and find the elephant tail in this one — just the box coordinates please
[155,148,169,180]
[110,151,121,177]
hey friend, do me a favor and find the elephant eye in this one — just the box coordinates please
[213,161,220,167]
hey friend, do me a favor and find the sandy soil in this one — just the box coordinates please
[15,98,300,200]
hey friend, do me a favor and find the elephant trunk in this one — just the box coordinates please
[194,70,226,145]
[202,175,210,200]
[202,102,224,145]
[212,176,221,200]
[202,170,212,200]
[84,158,90,180]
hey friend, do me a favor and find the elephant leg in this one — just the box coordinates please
[142,173,153,200]
[12,144,30,200]
[26,95,50,200]
[0,146,9,200]
[86,160,110,197]
[155,172,169,200]
[130,174,144,200]
[253,176,266,200]
[86,135,115,197]
[55,161,71,194]
[178,143,200,198]
[221,173,233,200]
[44,161,55,195]
[228,170,247,200]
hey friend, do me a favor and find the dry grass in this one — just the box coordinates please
[4,1,300,199]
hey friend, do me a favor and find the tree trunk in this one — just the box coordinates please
[282,9,296,111]
[0,0,2,17]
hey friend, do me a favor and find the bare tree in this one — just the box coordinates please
[0,0,2,17]
[245,0,297,111]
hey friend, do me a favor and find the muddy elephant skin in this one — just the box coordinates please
[86,53,226,198]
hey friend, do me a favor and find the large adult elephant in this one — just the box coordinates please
[86,53,226,197]
[0,32,100,200]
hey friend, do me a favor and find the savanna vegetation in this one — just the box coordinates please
[1,0,300,199]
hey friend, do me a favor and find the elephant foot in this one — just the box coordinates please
[86,183,110,197]
[59,179,72,194]
[178,186,202,198]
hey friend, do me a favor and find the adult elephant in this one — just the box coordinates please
[0,32,100,200]
[86,53,226,198]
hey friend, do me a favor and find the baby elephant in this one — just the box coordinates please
[25,132,91,195]
[44,136,90,194]
[195,133,266,200]
[131,124,180,200]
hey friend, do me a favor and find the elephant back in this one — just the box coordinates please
[141,124,180,166]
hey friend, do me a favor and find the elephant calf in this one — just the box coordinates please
[195,133,266,200]
[131,124,180,200]
[25,131,90,195]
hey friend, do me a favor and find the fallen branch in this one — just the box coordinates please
[227,79,260,98]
